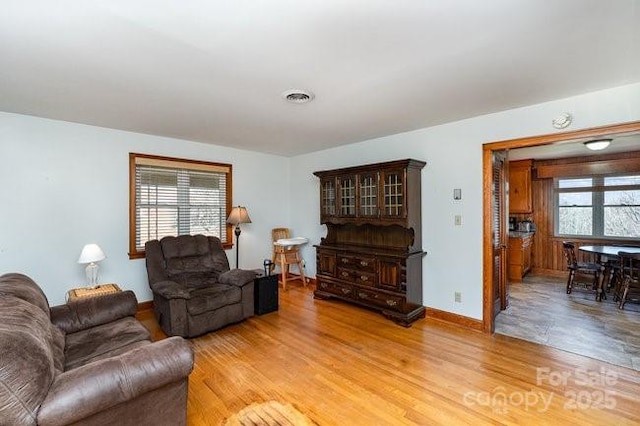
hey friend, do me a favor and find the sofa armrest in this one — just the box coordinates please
[151,280,191,299]
[219,269,257,287]
[37,337,194,426]
[50,290,138,334]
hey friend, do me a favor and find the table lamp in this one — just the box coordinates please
[77,243,106,288]
[226,206,251,268]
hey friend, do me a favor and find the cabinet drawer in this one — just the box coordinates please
[337,267,354,281]
[337,268,377,286]
[355,288,404,310]
[354,270,377,286]
[337,255,376,272]
[317,279,355,299]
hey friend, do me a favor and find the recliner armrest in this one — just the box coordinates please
[50,290,138,334]
[219,269,257,287]
[37,337,194,426]
[151,280,191,299]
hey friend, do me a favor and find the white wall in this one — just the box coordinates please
[0,112,290,305]
[289,82,640,320]
[2,82,639,313]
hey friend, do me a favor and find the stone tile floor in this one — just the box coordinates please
[495,274,640,371]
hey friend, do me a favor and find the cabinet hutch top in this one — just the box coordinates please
[313,159,426,177]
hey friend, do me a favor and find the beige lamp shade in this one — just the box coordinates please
[226,206,252,225]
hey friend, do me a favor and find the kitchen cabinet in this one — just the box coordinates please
[509,159,533,214]
[313,159,426,326]
[508,232,533,282]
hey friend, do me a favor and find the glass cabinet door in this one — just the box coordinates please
[339,176,356,217]
[381,169,406,218]
[320,178,336,217]
[359,172,379,218]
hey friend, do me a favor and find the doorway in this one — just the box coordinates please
[482,120,640,333]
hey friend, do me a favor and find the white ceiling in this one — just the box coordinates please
[1,0,640,157]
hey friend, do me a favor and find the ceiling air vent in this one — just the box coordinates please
[282,89,315,104]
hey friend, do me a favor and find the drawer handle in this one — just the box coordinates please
[386,299,398,307]
[341,271,350,278]
[360,275,369,282]
[320,282,328,289]
[341,288,351,295]
[341,258,349,263]
[360,261,369,267]
[358,292,368,299]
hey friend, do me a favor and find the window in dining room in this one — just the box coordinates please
[555,174,640,239]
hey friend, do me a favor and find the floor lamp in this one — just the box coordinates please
[226,206,252,268]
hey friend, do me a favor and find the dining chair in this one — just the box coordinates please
[617,251,640,309]
[562,242,605,299]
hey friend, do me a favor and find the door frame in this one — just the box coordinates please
[482,120,640,333]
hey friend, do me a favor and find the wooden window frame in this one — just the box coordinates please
[554,174,640,240]
[128,153,233,259]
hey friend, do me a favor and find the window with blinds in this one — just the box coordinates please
[129,153,232,258]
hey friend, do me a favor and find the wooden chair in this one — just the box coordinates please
[562,242,605,300]
[271,228,308,290]
[617,251,640,309]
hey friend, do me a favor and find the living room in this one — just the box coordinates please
[2,2,640,425]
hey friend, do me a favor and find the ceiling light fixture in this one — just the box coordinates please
[583,138,612,151]
[281,89,315,104]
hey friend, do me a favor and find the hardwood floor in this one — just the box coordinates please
[495,274,640,371]
[139,284,640,425]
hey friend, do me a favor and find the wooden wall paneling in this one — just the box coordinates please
[535,150,640,179]
[529,153,640,275]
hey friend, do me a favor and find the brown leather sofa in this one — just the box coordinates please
[145,234,257,338]
[0,273,194,426]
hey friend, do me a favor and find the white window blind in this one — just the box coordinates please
[130,154,232,257]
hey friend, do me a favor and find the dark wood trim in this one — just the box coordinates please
[482,120,640,334]
[425,307,484,332]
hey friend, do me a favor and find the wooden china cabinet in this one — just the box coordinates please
[313,159,426,326]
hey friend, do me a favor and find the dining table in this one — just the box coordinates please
[578,245,640,260]
[578,245,640,299]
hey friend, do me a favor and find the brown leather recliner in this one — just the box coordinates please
[145,234,256,338]
[0,273,194,426]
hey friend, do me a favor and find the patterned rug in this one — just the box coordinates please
[223,401,316,426]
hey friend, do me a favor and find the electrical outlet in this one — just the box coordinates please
[455,215,462,226]
[454,292,462,303]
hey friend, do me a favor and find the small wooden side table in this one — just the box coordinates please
[67,283,122,302]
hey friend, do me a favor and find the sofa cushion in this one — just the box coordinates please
[168,270,222,289]
[50,324,65,373]
[161,234,210,259]
[0,273,50,315]
[0,297,57,426]
[186,284,241,315]
[64,317,151,370]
